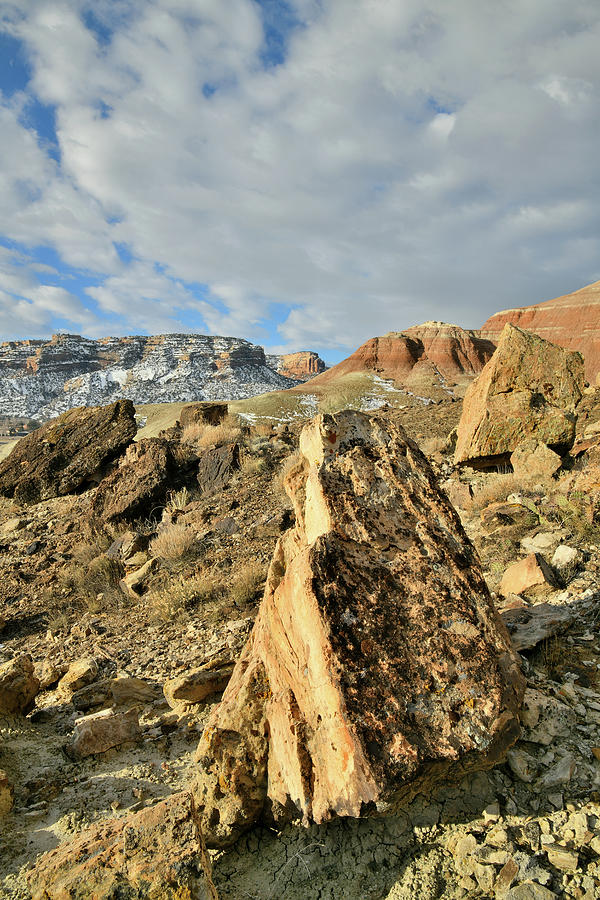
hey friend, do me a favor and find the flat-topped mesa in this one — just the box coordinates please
[194,410,524,847]
[455,324,585,469]
[0,332,301,420]
[480,279,600,382]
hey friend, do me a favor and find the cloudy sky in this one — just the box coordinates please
[0,0,598,363]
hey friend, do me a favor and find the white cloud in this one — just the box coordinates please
[0,0,599,353]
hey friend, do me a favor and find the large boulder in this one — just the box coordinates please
[194,410,525,847]
[91,437,198,522]
[26,791,217,899]
[454,325,584,468]
[0,401,137,503]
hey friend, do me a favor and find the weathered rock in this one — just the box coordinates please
[551,544,582,583]
[481,502,538,533]
[25,791,217,899]
[178,401,229,428]
[510,440,562,479]
[520,531,568,555]
[71,675,159,713]
[520,688,575,746]
[119,557,159,598]
[37,659,66,690]
[105,530,151,562]
[269,351,327,381]
[57,657,99,700]
[164,662,234,709]
[545,845,579,871]
[446,481,473,509]
[500,602,575,651]
[0,401,137,503]
[506,884,557,900]
[67,707,141,758]
[455,325,584,468]
[0,769,14,815]
[0,654,40,715]
[194,410,525,847]
[499,554,558,598]
[480,277,600,382]
[91,437,199,522]
[197,442,240,495]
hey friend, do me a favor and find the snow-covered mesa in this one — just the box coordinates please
[0,333,314,420]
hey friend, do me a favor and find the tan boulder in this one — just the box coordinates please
[0,769,14,816]
[510,440,562,478]
[455,325,584,468]
[67,707,140,759]
[499,553,558,598]
[57,657,99,700]
[0,654,40,715]
[164,660,234,709]
[194,410,525,847]
[26,791,217,900]
[71,675,159,713]
[119,557,159,598]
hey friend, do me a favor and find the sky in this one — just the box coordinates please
[0,1,599,365]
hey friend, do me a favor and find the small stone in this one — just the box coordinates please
[494,857,519,898]
[538,755,576,790]
[500,553,558,598]
[67,708,140,759]
[551,545,581,583]
[506,883,557,899]
[483,802,501,822]
[119,558,159,598]
[507,748,537,783]
[0,654,40,715]
[0,769,14,816]
[163,662,234,709]
[57,657,99,699]
[546,846,579,871]
[473,862,496,893]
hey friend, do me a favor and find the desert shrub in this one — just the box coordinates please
[147,571,224,623]
[229,561,265,607]
[166,486,190,511]
[241,454,268,476]
[181,415,242,449]
[468,472,556,513]
[57,552,124,613]
[149,523,195,561]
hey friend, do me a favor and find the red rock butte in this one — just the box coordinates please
[305,322,496,387]
[480,279,600,382]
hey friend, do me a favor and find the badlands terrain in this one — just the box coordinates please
[1,289,600,898]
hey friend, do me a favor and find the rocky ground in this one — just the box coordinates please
[1,381,600,898]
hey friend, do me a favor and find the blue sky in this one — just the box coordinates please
[0,1,599,365]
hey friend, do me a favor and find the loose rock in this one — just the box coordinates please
[0,654,40,715]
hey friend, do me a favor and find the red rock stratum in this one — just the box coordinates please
[194,409,525,847]
[480,279,600,382]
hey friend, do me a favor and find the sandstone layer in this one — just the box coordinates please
[0,400,137,504]
[480,279,600,382]
[194,410,525,846]
[454,325,584,468]
[267,351,327,381]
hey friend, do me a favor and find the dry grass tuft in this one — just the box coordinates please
[147,571,224,623]
[230,561,265,607]
[149,523,195,561]
[181,415,242,449]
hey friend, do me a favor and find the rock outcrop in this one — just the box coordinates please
[454,325,584,468]
[26,792,217,900]
[480,279,600,382]
[91,437,199,522]
[0,332,305,420]
[0,401,137,504]
[194,410,525,846]
[304,322,495,397]
[267,351,327,381]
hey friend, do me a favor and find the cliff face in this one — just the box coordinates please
[267,351,327,381]
[480,280,600,382]
[0,333,302,420]
[307,322,495,392]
